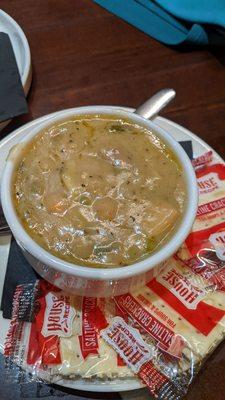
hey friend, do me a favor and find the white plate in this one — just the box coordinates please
[0,108,223,393]
[0,9,32,130]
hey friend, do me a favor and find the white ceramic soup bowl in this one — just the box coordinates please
[1,106,198,297]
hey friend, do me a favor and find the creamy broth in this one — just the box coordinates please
[13,115,186,267]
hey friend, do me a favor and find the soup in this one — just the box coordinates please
[13,115,186,268]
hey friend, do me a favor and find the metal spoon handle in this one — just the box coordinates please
[0,228,11,236]
[135,88,176,120]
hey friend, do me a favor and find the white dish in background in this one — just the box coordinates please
[0,9,32,130]
[0,108,223,392]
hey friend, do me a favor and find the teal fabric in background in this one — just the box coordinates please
[93,0,225,46]
[156,0,225,27]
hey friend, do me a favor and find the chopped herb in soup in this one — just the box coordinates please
[13,115,186,268]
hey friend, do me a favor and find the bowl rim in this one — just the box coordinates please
[1,106,198,281]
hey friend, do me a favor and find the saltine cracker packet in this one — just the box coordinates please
[4,280,133,382]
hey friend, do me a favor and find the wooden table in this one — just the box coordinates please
[1,1,225,399]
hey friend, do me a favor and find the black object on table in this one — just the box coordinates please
[0,32,28,123]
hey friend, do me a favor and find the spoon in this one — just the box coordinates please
[0,205,11,235]
[135,88,176,119]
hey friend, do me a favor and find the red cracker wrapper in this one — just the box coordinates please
[101,317,183,399]
[4,150,225,399]
[4,279,129,382]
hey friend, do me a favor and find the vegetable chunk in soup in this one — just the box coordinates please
[13,115,186,268]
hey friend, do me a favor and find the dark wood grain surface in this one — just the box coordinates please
[1,1,225,399]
